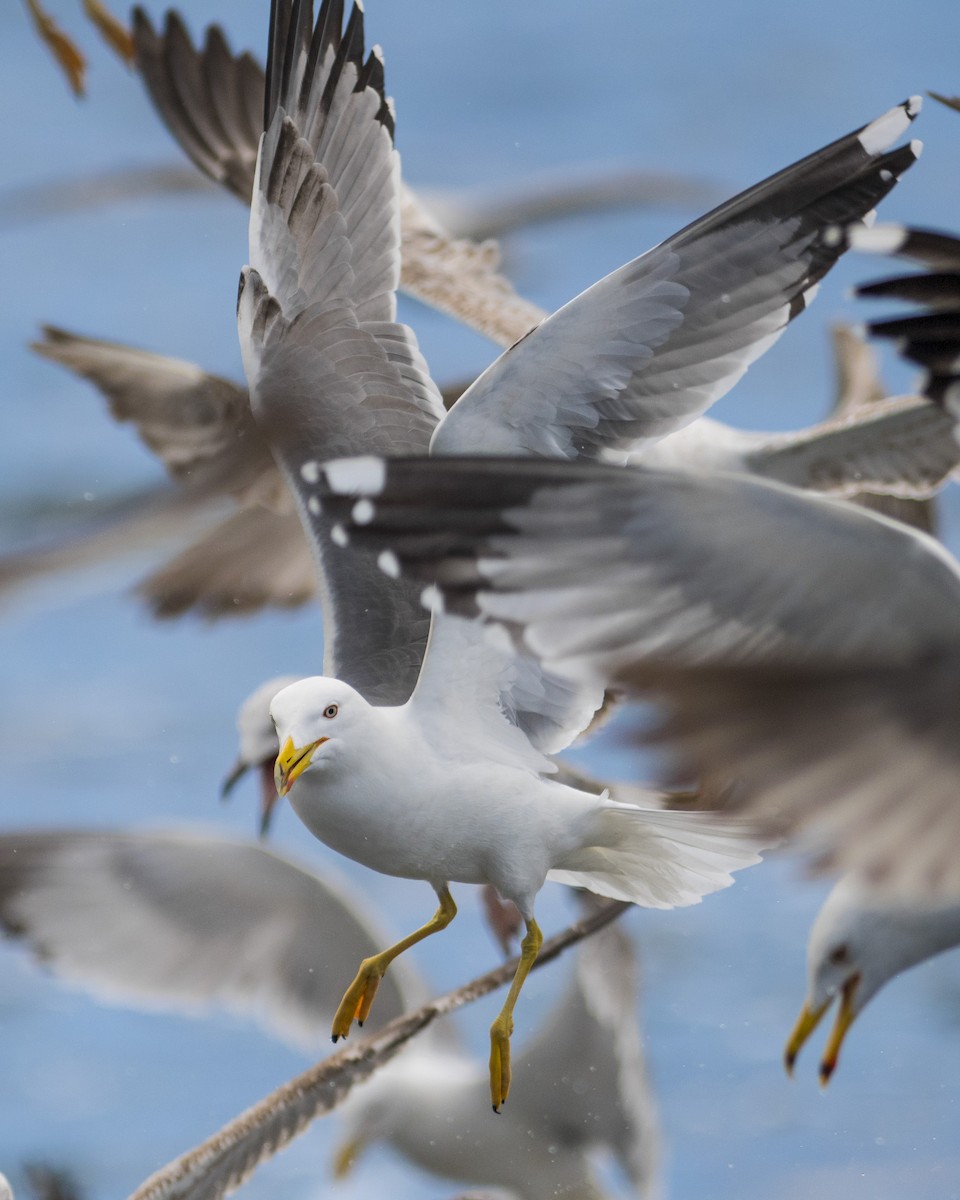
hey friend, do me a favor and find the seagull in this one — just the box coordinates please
[314,448,960,903]
[784,876,960,1086]
[0,830,659,1198]
[245,0,921,1107]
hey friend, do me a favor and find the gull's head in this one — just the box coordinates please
[270,677,366,796]
[784,877,960,1085]
[221,675,303,835]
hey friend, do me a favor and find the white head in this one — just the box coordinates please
[270,677,370,796]
[785,876,960,1083]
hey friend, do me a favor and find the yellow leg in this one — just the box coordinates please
[331,886,457,1042]
[489,916,543,1112]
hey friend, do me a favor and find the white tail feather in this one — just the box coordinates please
[548,806,766,908]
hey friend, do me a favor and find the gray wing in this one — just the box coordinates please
[432,100,921,459]
[510,912,659,1196]
[854,223,960,422]
[240,0,446,703]
[138,506,315,619]
[131,6,544,349]
[741,396,959,497]
[31,326,275,504]
[132,8,263,203]
[319,455,960,898]
[0,829,419,1049]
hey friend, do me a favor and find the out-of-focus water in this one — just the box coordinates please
[2,1,960,1198]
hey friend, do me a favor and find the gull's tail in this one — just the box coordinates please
[549,804,766,909]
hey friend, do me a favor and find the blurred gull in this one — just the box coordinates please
[785,876,960,1084]
[0,829,416,1046]
[241,0,919,1107]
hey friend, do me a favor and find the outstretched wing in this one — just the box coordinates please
[0,829,422,1048]
[240,0,446,703]
[132,5,545,348]
[31,325,274,502]
[854,223,960,422]
[433,100,921,459]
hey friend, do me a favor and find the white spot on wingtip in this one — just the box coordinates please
[378,550,400,579]
[420,584,444,613]
[910,138,924,158]
[307,496,321,515]
[332,525,349,547]
[352,499,375,525]
[848,223,908,254]
[906,95,922,118]
[300,461,320,484]
[324,456,386,496]
[857,100,913,156]
[862,208,878,228]
[802,282,820,307]
[823,225,845,248]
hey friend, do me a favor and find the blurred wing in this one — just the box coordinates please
[241,0,446,702]
[742,395,959,497]
[510,914,659,1194]
[0,830,421,1049]
[320,455,960,898]
[318,456,960,678]
[854,224,960,421]
[132,8,263,203]
[829,323,888,414]
[31,326,275,503]
[621,657,960,899]
[433,100,921,459]
[138,506,315,618]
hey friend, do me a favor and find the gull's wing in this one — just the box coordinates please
[853,224,960,420]
[320,456,960,675]
[432,100,921,459]
[132,8,264,203]
[320,455,960,897]
[132,6,545,348]
[0,829,420,1049]
[739,395,958,497]
[509,913,659,1196]
[31,326,276,505]
[240,0,446,703]
[138,506,315,618]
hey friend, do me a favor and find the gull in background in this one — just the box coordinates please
[241,0,921,1107]
[784,875,960,1085]
[0,830,659,1200]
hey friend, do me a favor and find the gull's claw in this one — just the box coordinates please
[332,955,385,1041]
[489,1013,513,1112]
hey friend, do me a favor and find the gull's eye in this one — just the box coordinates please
[828,944,850,966]
[323,704,339,719]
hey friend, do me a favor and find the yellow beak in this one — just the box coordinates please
[784,997,830,1078]
[819,973,861,1086]
[274,735,327,797]
[331,1133,366,1179]
[783,972,861,1085]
